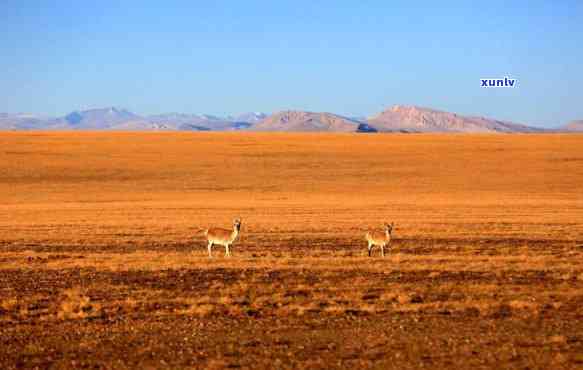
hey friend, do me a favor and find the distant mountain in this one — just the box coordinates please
[367,105,543,133]
[561,120,583,132]
[0,105,575,133]
[146,113,234,131]
[252,111,361,132]
[350,116,369,123]
[0,108,263,131]
[0,113,64,130]
[62,107,145,129]
[228,112,268,124]
[146,112,269,130]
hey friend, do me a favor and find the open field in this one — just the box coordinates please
[1,132,583,369]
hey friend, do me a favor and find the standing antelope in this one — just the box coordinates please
[205,218,242,257]
[365,222,394,257]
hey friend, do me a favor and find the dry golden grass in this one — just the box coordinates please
[1,132,583,369]
[1,132,581,248]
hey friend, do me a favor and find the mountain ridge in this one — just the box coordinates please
[251,111,362,132]
[0,105,569,133]
[368,105,543,133]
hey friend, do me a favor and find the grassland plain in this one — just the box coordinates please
[0,132,583,369]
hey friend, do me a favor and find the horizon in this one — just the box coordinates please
[2,1,582,127]
[0,104,549,126]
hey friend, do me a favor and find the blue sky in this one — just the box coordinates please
[1,0,582,127]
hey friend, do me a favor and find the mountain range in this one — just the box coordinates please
[0,106,580,133]
[0,108,253,132]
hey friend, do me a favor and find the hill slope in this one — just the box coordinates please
[368,105,542,133]
[252,111,361,132]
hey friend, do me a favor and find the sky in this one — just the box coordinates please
[1,0,582,127]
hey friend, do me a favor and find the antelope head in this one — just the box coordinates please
[233,218,242,231]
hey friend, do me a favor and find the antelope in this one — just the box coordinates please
[205,218,242,257]
[365,222,394,257]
